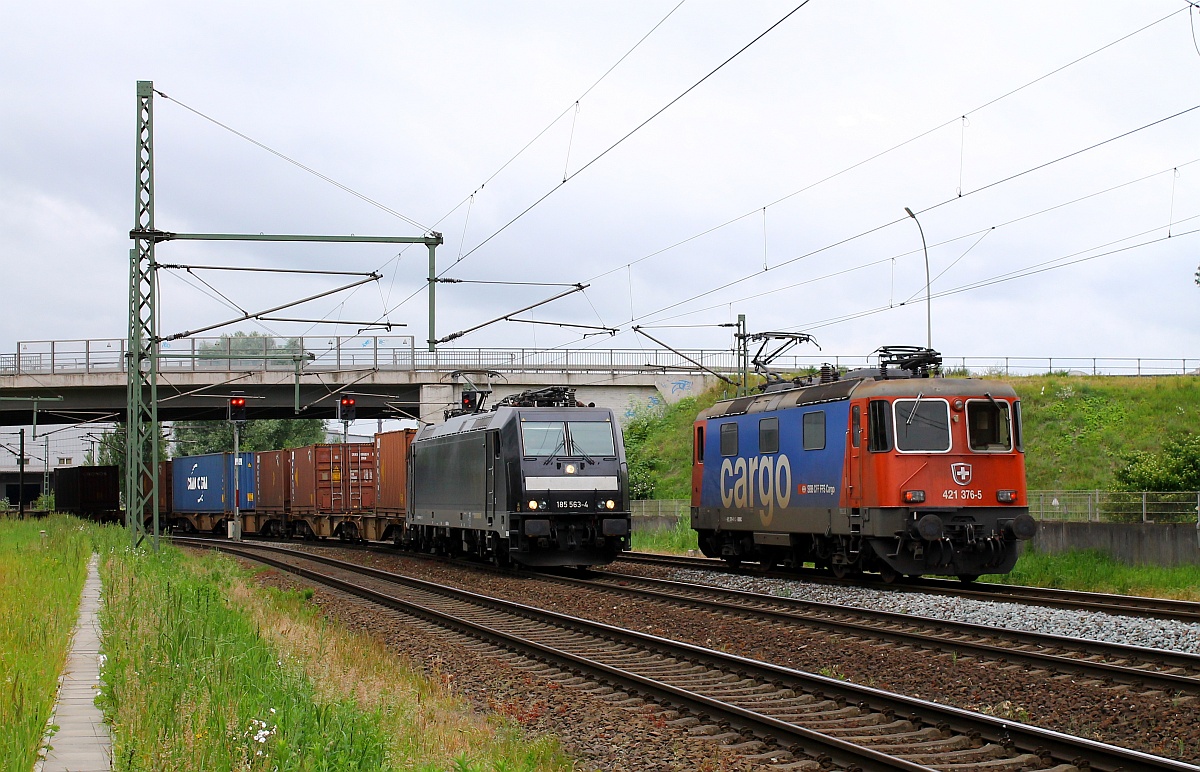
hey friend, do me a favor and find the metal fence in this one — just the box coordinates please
[3,337,1198,377]
[631,493,1200,527]
[1029,490,1200,524]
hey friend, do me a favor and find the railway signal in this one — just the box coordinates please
[337,396,356,422]
[228,396,247,422]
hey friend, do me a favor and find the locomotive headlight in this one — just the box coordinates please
[605,499,616,510]
[565,464,576,474]
[903,490,926,504]
[997,489,1018,503]
[528,500,539,510]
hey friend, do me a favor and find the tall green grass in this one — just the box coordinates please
[100,547,396,770]
[0,516,106,770]
[984,547,1200,600]
[99,545,573,771]
[631,516,699,554]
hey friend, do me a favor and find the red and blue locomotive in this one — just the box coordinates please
[690,347,1036,581]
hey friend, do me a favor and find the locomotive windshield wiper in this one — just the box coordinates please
[542,436,567,464]
[905,392,924,426]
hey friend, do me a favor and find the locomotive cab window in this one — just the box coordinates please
[720,422,738,456]
[569,421,617,457]
[966,399,1012,451]
[868,400,892,452]
[521,422,566,456]
[802,411,825,450]
[522,421,616,457]
[759,417,779,454]
[694,426,705,462]
[892,398,951,452]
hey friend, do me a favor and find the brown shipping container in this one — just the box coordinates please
[290,443,376,515]
[374,428,416,515]
[255,450,291,514]
[142,460,172,517]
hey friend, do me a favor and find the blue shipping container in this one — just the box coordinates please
[171,453,255,514]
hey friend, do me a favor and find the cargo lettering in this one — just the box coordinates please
[719,454,792,519]
[186,476,208,491]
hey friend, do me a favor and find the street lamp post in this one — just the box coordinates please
[904,207,932,350]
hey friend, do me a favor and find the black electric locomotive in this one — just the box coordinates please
[405,387,632,566]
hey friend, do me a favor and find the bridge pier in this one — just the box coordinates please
[419,384,455,425]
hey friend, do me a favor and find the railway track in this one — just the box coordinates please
[547,568,1200,696]
[619,551,1200,624]
[176,537,1197,772]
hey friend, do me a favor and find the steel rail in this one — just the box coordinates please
[176,537,1198,772]
[619,552,1200,624]
[568,569,1200,694]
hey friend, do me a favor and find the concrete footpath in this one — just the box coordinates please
[38,553,111,772]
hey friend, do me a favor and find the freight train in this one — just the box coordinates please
[691,347,1036,581]
[55,387,632,568]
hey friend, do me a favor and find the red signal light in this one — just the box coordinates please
[337,396,356,421]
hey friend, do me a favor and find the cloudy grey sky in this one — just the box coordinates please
[3,1,1199,366]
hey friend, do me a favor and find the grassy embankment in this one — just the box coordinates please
[0,516,104,771]
[625,374,1200,595]
[100,539,572,771]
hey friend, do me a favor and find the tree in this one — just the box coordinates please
[172,418,327,456]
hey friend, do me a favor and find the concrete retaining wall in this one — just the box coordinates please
[1031,520,1200,567]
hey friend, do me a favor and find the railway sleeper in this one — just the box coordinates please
[899,743,1019,766]
[862,734,977,753]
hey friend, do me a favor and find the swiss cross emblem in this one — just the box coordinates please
[951,463,972,486]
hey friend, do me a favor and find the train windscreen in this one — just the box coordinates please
[521,421,616,457]
[966,399,1012,451]
[892,399,951,452]
[568,421,617,457]
[522,422,567,456]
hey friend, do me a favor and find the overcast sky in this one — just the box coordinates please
[3,1,1200,368]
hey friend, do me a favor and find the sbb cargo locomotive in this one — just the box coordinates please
[692,347,1036,581]
[81,386,630,568]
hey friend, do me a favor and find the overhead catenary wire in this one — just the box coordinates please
[451,0,816,269]
[628,106,1200,327]
[154,90,429,233]
[639,157,1200,327]
[582,5,1190,286]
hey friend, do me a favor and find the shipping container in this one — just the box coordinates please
[143,460,173,518]
[255,449,291,515]
[375,429,416,516]
[171,452,255,514]
[289,443,375,515]
[55,465,121,521]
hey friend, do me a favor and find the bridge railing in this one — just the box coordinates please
[2,337,1198,377]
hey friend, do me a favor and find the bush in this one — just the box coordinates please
[1114,433,1200,492]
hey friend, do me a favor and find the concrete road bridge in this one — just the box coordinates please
[0,336,736,427]
[4,336,1193,428]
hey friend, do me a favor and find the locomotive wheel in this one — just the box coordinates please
[830,563,848,580]
[957,574,980,584]
[878,565,900,584]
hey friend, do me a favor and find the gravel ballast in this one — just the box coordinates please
[233,546,1200,766]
